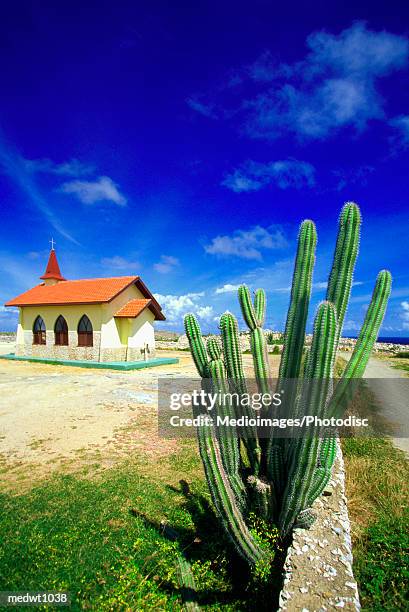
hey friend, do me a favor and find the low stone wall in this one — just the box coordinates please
[278,443,360,611]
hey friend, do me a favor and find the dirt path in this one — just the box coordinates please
[339,353,409,458]
[361,357,409,457]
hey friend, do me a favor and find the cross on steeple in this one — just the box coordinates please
[50,238,56,250]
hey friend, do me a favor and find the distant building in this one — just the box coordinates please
[5,248,165,362]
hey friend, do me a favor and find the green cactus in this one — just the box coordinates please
[279,220,317,381]
[184,202,391,565]
[238,286,271,394]
[326,202,361,347]
[219,312,261,474]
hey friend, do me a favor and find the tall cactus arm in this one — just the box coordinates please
[207,337,222,362]
[254,288,266,327]
[329,270,392,419]
[196,422,265,565]
[305,301,339,379]
[184,314,209,378]
[326,202,361,346]
[279,302,338,536]
[207,357,245,505]
[219,312,261,474]
[250,327,271,395]
[238,286,272,394]
[238,285,258,330]
[340,269,392,379]
[220,313,247,394]
[279,220,317,381]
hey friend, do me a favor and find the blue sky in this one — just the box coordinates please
[1,2,408,335]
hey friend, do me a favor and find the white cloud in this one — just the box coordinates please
[222,159,315,193]
[153,255,180,274]
[101,256,139,270]
[196,305,214,320]
[313,281,328,290]
[389,115,409,148]
[24,157,94,177]
[401,301,409,330]
[186,97,217,118]
[244,22,408,140]
[215,283,241,294]
[60,176,127,206]
[205,225,287,260]
[154,292,209,324]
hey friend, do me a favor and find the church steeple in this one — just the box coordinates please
[40,242,66,285]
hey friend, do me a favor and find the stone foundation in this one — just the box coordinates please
[99,347,127,362]
[16,330,102,361]
[127,346,156,361]
[15,331,156,363]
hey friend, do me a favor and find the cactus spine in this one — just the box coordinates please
[184,202,391,565]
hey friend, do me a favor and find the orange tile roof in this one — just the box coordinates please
[5,276,139,306]
[114,298,152,318]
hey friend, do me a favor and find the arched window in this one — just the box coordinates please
[54,315,68,346]
[78,315,93,347]
[33,316,46,345]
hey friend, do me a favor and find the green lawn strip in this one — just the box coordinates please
[0,444,279,611]
[342,437,409,610]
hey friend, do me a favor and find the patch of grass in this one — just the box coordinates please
[353,511,409,611]
[343,437,409,610]
[0,448,281,610]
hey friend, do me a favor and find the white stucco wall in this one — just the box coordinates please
[100,284,148,349]
[128,308,155,348]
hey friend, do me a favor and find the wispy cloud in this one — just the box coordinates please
[101,255,140,271]
[186,97,217,118]
[0,137,78,243]
[153,255,180,274]
[215,283,241,294]
[205,225,288,260]
[23,157,95,177]
[60,176,127,206]
[222,159,315,192]
[332,165,375,191]
[244,22,409,141]
[389,115,409,149]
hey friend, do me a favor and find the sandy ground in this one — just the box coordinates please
[0,348,194,477]
[0,345,268,488]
